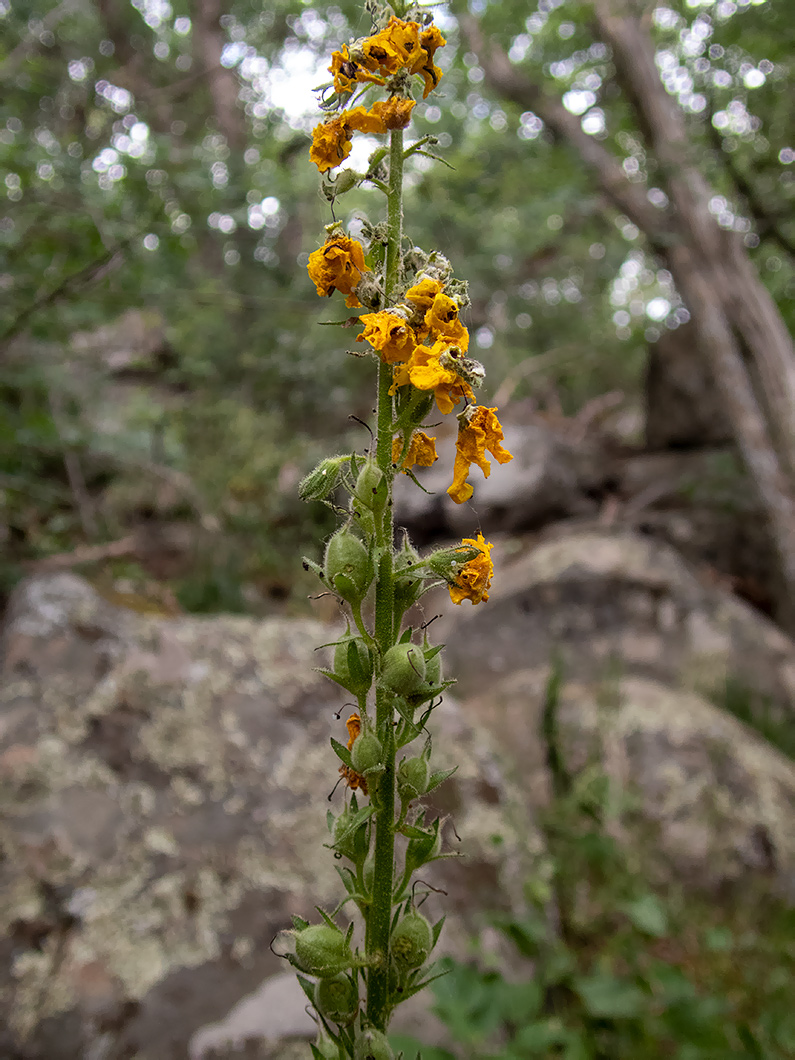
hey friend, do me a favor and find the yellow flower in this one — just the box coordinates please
[345,105,388,135]
[410,25,446,98]
[356,311,417,364]
[447,406,513,504]
[363,17,421,76]
[309,107,389,174]
[405,276,444,311]
[310,113,354,173]
[329,44,386,94]
[390,340,474,414]
[307,233,369,308]
[370,97,416,130]
[392,430,438,472]
[425,293,469,351]
[449,532,493,605]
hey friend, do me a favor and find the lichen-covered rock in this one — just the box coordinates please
[442,530,795,722]
[0,574,532,1059]
[464,669,795,897]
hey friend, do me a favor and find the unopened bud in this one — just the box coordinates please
[381,642,426,696]
[299,456,348,502]
[333,635,373,698]
[324,528,373,604]
[354,1027,395,1060]
[294,924,353,979]
[354,461,387,517]
[314,973,359,1024]
[397,755,429,801]
[390,910,433,969]
[351,727,383,776]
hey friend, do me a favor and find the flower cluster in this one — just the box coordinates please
[311,16,445,177]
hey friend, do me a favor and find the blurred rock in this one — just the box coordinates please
[441,529,795,720]
[0,574,531,1060]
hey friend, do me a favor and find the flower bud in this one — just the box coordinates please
[397,755,429,802]
[333,635,373,698]
[354,461,387,518]
[354,1027,395,1060]
[314,973,359,1024]
[299,455,349,502]
[390,910,433,969]
[294,923,353,979]
[324,528,373,604]
[350,727,384,776]
[380,642,426,696]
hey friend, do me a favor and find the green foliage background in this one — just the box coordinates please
[1,0,793,608]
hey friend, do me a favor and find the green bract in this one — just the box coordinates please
[334,635,373,698]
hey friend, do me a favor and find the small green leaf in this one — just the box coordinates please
[574,973,647,1018]
[330,736,353,769]
[622,893,668,938]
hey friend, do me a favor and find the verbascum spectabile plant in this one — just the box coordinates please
[274,4,514,1056]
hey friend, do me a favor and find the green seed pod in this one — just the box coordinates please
[324,528,372,604]
[390,909,433,969]
[314,973,359,1024]
[294,924,353,979]
[354,461,387,517]
[381,642,426,696]
[333,635,373,698]
[332,805,370,862]
[354,1027,395,1060]
[397,755,430,802]
[299,455,348,502]
[350,727,383,776]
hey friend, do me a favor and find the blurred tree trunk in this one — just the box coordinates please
[460,2,795,632]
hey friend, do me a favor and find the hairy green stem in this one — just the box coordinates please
[366,126,404,1030]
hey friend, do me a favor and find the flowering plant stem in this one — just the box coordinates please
[368,129,404,1029]
[290,7,514,1055]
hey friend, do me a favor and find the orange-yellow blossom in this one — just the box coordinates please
[449,532,494,605]
[447,406,513,504]
[405,277,444,311]
[390,340,474,414]
[357,311,417,364]
[362,17,421,76]
[370,96,416,130]
[410,25,447,98]
[392,430,438,472]
[309,106,388,173]
[329,44,386,94]
[425,293,469,351]
[307,233,369,308]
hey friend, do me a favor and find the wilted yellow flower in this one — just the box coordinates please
[425,293,469,351]
[449,532,493,605]
[447,406,513,504]
[411,25,446,98]
[370,96,416,130]
[307,233,369,308]
[363,17,421,75]
[392,430,438,472]
[405,276,444,310]
[310,114,354,173]
[390,340,474,414]
[329,44,386,94]
[345,105,388,134]
[357,311,416,363]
